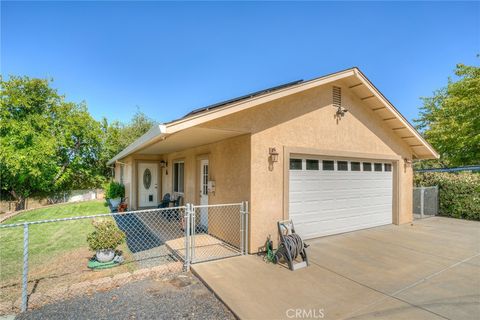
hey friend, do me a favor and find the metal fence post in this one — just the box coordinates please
[21,223,29,312]
[191,204,196,263]
[435,185,439,216]
[184,205,191,271]
[420,187,425,219]
[240,202,244,255]
[244,201,249,255]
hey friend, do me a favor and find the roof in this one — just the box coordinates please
[108,67,439,165]
[182,80,304,118]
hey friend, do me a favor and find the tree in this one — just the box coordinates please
[0,76,104,208]
[100,110,155,178]
[415,61,480,167]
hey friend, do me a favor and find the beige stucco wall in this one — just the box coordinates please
[202,83,414,252]
[115,135,251,248]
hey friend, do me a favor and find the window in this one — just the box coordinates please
[363,162,372,171]
[322,160,334,171]
[120,165,124,184]
[306,159,319,170]
[374,163,383,172]
[173,162,184,193]
[290,159,302,170]
[384,163,392,172]
[351,162,361,171]
[337,161,348,171]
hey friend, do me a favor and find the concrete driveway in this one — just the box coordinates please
[192,217,480,320]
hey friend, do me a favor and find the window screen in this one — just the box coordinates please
[351,162,360,171]
[337,161,348,171]
[290,159,302,170]
[173,162,184,193]
[306,159,319,170]
[322,160,334,171]
[374,163,383,172]
[384,163,392,172]
[363,162,372,171]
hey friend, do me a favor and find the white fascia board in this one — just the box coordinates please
[353,69,440,159]
[107,124,168,165]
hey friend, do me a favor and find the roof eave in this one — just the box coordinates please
[352,68,440,160]
[106,124,168,165]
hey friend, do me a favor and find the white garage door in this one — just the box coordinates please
[289,157,393,239]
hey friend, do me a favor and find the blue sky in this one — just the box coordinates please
[1,1,479,124]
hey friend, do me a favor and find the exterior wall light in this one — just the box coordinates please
[404,158,412,166]
[269,147,279,163]
[160,160,168,175]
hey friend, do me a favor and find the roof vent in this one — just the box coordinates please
[332,86,342,108]
[333,86,348,118]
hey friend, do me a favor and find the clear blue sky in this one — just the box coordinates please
[1,1,479,124]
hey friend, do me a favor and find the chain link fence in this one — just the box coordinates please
[413,186,439,219]
[0,202,248,315]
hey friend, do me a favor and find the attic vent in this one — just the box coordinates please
[333,86,342,108]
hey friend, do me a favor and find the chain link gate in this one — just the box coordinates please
[413,186,439,219]
[180,202,248,268]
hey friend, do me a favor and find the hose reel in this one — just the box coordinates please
[273,220,309,271]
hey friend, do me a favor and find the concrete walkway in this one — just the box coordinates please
[192,217,480,320]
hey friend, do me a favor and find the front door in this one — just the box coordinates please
[138,162,158,207]
[199,159,209,229]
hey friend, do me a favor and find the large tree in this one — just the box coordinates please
[0,76,104,207]
[415,61,480,167]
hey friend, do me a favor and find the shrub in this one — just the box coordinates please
[105,181,125,199]
[87,219,126,251]
[414,172,480,220]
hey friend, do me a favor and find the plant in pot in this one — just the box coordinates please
[105,181,125,209]
[87,219,126,263]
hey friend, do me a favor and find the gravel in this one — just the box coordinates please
[15,273,235,320]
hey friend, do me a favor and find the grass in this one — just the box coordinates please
[3,200,110,224]
[1,200,110,280]
[0,200,135,309]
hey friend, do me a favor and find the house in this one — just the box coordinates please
[108,67,438,253]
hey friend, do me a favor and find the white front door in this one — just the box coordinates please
[199,159,209,229]
[138,163,158,207]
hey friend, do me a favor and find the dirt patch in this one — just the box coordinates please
[0,246,136,314]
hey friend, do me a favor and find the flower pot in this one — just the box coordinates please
[96,249,115,263]
[109,197,121,208]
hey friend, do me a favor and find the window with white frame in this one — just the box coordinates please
[173,161,184,193]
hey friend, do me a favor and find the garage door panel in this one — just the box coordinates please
[289,156,393,239]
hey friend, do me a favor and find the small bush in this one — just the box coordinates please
[414,172,480,220]
[104,181,125,199]
[87,219,126,251]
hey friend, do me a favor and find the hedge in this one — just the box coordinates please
[414,172,480,221]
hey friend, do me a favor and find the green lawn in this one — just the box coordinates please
[4,200,109,224]
[0,200,124,283]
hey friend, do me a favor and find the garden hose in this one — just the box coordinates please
[264,236,276,263]
[274,233,305,263]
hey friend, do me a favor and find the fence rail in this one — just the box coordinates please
[0,202,248,315]
[413,186,439,219]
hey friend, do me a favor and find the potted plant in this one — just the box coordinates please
[87,219,126,263]
[105,181,125,209]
